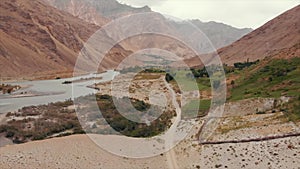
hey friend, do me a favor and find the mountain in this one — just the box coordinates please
[219,4,300,64]
[43,0,252,55]
[44,0,152,20]
[185,5,300,67]
[0,0,130,79]
[189,20,252,51]
[43,0,110,26]
[117,18,253,58]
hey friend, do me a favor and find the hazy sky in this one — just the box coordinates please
[117,0,299,29]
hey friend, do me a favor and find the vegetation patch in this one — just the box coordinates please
[0,100,83,143]
[229,58,300,101]
[182,99,211,119]
[217,112,289,134]
[0,93,176,144]
[281,96,300,122]
[96,94,176,137]
[233,59,259,70]
[166,69,211,91]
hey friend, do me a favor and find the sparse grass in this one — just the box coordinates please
[168,69,211,91]
[134,73,162,80]
[229,57,300,101]
[169,80,181,94]
[217,112,289,134]
[172,70,199,91]
[182,99,211,119]
[281,96,300,122]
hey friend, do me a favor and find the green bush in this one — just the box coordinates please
[165,73,174,83]
[97,95,175,137]
[234,59,259,70]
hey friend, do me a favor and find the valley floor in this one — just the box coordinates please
[0,70,299,169]
[0,134,299,169]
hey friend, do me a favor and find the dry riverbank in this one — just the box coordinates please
[0,133,299,169]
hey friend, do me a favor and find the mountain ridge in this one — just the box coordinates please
[0,0,130,79]
[184,5,300,67]
[44,0,152,19]
[43,0,253,54]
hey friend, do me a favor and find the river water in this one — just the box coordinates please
[0,70,118,113]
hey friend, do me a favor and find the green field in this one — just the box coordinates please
[182,99,211,119]
[169,69,211,91]
[229,57,300,101]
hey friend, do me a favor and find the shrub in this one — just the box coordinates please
[165,73,174,83]
[234,59,259,70]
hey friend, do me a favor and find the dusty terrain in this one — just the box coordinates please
[0,84,299,169]
[94,72,173,107]
[0,132,299,169]
[208,112,300,141]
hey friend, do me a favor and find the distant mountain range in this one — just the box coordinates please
[189,19,252,53]
[43,0,252,54]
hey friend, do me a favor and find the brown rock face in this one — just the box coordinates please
[44,0,152,20]
[185,5,300,67]
[219,5,300,65]
[0,0,130,79]
[42,0,110,26]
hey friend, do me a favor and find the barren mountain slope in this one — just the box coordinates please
[0,0,130,79]
[44,0,152,20]
[220,5,300,64]
[185,5,300,67]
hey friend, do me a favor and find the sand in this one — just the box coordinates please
[0,133,299,169]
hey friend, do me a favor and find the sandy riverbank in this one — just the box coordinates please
[0,113,6,122]
[0,133,13,147]
[0,134,299,169]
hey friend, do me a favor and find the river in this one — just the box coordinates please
[0,70,118,113]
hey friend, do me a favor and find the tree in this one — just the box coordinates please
[165,73,174,83]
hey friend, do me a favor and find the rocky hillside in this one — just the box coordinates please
[43,0,110,26]
[185,5,300,66]
[0,0,130,79]
[44,0,152,20]
[219,5,300,65]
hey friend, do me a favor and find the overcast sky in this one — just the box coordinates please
[117,0,299,29]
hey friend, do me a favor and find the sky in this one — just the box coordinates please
[117,0,299,29]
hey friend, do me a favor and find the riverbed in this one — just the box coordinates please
[0,70,118,113]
